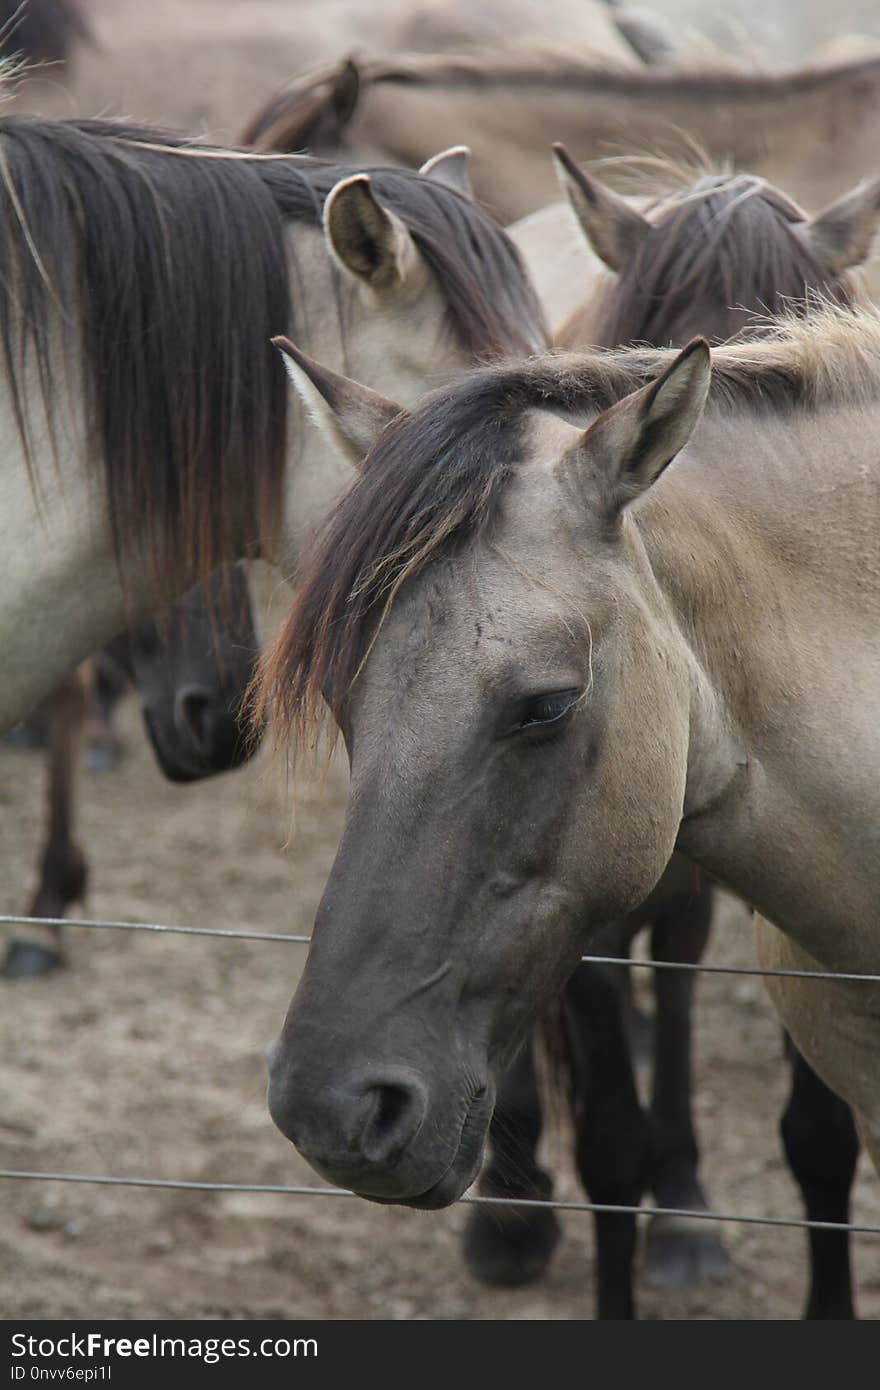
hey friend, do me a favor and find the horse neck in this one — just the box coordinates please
[634,401,880,955]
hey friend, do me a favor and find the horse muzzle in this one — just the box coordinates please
[267,1047,494,1206]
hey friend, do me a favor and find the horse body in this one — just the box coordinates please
[262,313,880,1205]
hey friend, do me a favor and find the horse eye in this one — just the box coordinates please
[513,689,581,735]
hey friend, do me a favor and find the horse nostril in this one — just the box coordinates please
[174,684,216,755]
[360,1074,429,1167]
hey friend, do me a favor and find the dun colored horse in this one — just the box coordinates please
[259,306,880,1308]
[462,154,880,1317]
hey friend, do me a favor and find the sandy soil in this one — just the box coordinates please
[1,696,878,1322]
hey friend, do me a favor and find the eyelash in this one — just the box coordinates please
[510,690,581,741]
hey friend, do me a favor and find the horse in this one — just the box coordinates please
[3,564,263,979]
[243,46,880,226]
[461,155,880,1317]
[0,117,543,984]
[257,308,880,1313]
[0,114,542,739]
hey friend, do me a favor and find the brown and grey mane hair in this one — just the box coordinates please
[258,305,880,751]
[581,169,855,349]
[0,114,543,584]
[0,0,90,64]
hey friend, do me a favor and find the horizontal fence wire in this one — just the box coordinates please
[3,909,880,1241]
[2,912,880,983]
[1,1169,879,1237]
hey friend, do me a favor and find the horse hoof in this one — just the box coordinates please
[1,940,65,979]
[463,1175,561,1287]
[644,1215,730,1288]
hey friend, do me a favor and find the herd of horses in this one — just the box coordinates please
[1,0,878,1321]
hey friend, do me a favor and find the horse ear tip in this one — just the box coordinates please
[683,336,711,360]
[272,336,305,367]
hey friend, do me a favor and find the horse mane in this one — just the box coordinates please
[564,166,856,349]
[0,114,543,586]
[257,304,880,751]
[0,0,90,64]
[243,45,880,153]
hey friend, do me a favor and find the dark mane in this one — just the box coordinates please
[0,114,543,584]
[0,0,90,64]
[584,173,854,349]
[258,306,880,749]
[243,47,880,153]
[360,49,880,97]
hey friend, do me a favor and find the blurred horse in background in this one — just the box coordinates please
[245,45,880,229]
[6,0,636,141]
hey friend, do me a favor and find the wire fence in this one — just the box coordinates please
[3,908,880,1241]
[4,912,880,984]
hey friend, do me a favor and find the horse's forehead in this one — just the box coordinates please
[501,410,595,532]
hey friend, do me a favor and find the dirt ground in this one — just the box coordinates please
[1,693,878,1323]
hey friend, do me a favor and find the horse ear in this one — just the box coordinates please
[553,143,650,272]
[567,338,711,514]
[419,146,473,198]
[329,57,361,129]
[324,174,421,293]
[802,176,880,274]
[272,337,406,470]
[244,57,360,151]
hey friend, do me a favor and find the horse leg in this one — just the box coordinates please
[781,1042,859,1319]
[644,879,729,1285]
[2,671,88,979]
[84,649,129,773]
[462,1039,561,1286]
[562,960,652,1320]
